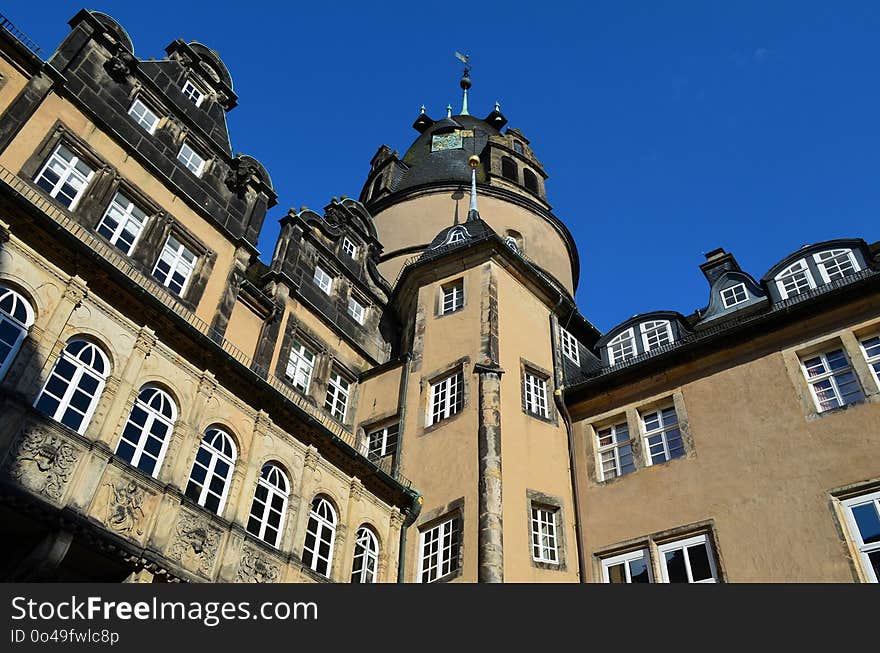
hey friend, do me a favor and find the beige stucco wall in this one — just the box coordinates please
[570,298,880,582]
[225,299,263,360]
[373,191,576,294]
[0,52,28,114]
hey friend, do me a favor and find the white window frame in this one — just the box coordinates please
[34,339,109,435]
[440,279,464,315]
[152,235,196,296]
[859,334,880,389]
[342,237,358,259]
[775,259,815,299]
[114,385,176,478]
[640,320,673,352]
[841,490,880,583]
[181,78,206,107]
[366,423,399,462]
[530,505,559,564]
[443,226,469,246]
[0,285,35,381]
[285,338,315,393]
[348,296,365,324]
[127,97,160,134]
[601,549,653,583]
[96,191,147,255]
[428,370,464,426]
[417,516,460,583]
[303,496,337,578]
[185,427,237,516]
[814,249,859,284]
[246,463,289,548]
[607,328,636,365]
[559,327,580,365]
[34,144,95,209]
[351,526,379,583]
[324,371,350,422]
[523,371,549,418]
[640,405,685,466]
[313,265,333,295]
[657,534,719,583]
[800,348,864,413]
[720,283,748,308]
[596,420,635,481]
[177,142,206,177]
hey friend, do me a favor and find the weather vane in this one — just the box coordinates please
[455,52,472,115]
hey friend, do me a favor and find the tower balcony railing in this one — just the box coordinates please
[0,164,410,490]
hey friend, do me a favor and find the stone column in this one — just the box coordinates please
[162,370,217,487]
[291,446,321,561]
[385,507,405,583]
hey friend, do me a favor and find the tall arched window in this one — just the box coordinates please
[115,385,176,477]
[523,168,539,194]
[247,463,289,547]
[34,339,109,434]
[185,427,237,515]
[501,156,518,182]
[0,285,35,381]
[351,526,379,583]
[303,496,337,578]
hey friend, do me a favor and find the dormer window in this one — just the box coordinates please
[128,97,160,134]
[608,328,637,365]
[720,283,748,308]
[640,320,673,351]
[441,226,469,247]
[523,169,539,194]
[181,79,206,107]
[501,156,518,182]
[559,327,580,365]
[774,248,861,300]
[504,236,520,253]
[814,249,859,283]
[342,237,358,259]
[177,142,206,177]
[775,260,814,299]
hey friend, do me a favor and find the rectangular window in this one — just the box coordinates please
[285,339,315,393]
[342,237,358,259]
[815,250,858,283]
[721,283,748,308]
[559,327,580,365]
[367,423,399,463]
[324,371,350,422]
[313,265,333,295]
[127,97,160,134]
[181,79,205,107]
[801,348,864,413]
[860,335,880,387]
[841,491,880,583]
[640,320,672,351]
[428,371,464,425]
[602,549,652,583]
[96,192,147,255]
[657,534,718,583]
[348,297,365,324]
[641,405,685,465]
[152,235,196,296]
[523,371,549,418]
[177,142,206,176]
[596,421,635,480]
[530,506,559,564]
[34,144,95,209]
[440,279,464,315]
[418,516,461,583]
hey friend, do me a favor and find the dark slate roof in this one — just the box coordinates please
[397,114,501,191]
[422,216,498,256]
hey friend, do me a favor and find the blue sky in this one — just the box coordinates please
[6,1,880,331]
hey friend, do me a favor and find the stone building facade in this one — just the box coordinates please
[0,10,877,583]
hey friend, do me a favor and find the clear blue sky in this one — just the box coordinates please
[6,1,880,331]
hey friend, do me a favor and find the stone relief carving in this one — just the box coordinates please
[236,546,281,583]
[104,480,146,536]
[168,513,221,577]
[6,428,79,501]
[104,46,136,82]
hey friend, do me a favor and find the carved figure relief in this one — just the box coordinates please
[7,428,79,501]
[169,513,220,577]
[236,547,281,583]
[104,480,146,536]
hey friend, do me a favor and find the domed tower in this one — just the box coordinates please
[354,61,599,583]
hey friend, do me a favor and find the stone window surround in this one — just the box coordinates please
[519,358,557,425]
[525,489,568,572]
[20,121,216,309]
[781,321,880,422]
[828,477,880,583]
[582,390,694,486]
[434,276,467,319]
[419,356,471,435]
[592,519,724,584]
[356,412,400,458]
[414,497,465,583]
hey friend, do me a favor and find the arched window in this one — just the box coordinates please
[814,249,859,283]
[351,526,379,583]
[504,236,520,253]
[442,226,469,247]
[115,385,176,477]
[185,427,237,515]
[501,156,518,182]
[34,339,109,434]
[523,169,539,194]
[640,320,673,351]
[0,285,35,381]
[247,463,289,547]
[303,496,337,578]
[607,328,636,365]
[775,260,815,299]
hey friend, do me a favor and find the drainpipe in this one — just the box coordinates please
[550,310,588,583]
[394,353,413,582]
